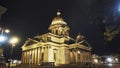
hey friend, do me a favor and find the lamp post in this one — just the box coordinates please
[9,37,19,68]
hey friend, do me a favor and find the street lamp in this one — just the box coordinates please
[9,37,19,68]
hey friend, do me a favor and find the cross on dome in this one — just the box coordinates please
[50,10,67,25]
[57,9,61,16]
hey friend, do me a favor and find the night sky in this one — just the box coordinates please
[0,0,120,60]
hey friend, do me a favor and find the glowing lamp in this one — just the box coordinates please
[107,57,113,63]
[5,29,10,33]
[9,37,19,46]
[94,59,98,63]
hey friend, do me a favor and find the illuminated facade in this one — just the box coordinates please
[21,11,92,66]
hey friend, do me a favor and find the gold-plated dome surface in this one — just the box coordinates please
[51,11,67,25]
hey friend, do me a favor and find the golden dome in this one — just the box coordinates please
[51,11,67,25]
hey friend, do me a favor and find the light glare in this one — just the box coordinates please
[108,63,112,66]
[5,29,10,33]
[107,58,113,63]
[0,35,7,43]
[94,59,98,63]
[119,7,120,12]
[9,37,19,45]
[119,4,120,12]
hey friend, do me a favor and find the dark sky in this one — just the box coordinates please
[0,0,120,60]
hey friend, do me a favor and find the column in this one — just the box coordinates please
[44,47,48,62]
[33,49,35,64]
[79,50,82,63]
[25,51,27,63]
[70,49,72,63]
[22,51,25,63]
[28,50,30,64]
[84,51,86,63]
[26,51,28,63]
[39,47,42,63]
[80,51,83,63]
[34,48,37,64]
[70,50,73,63]
[28,50,31,64]
[32,49,34,64]
[40,47,44,63]
[77,50,80,63]
[82,51,85,63]
[73,49,76,63]
[75,49,78,63]
[86,52,88,62]
[29,50,31,64]
[65,49,70,64]
[72,49,75,63]
[37,47,40,64]
[36,48,38,64]
[35,48,38,64]
[57,47,60,64]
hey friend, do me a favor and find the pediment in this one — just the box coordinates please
[22,38,39,48]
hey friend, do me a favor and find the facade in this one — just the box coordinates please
[21,11,92,66]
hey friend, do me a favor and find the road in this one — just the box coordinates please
[11,63,120,68]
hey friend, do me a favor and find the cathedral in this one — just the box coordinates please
[21,11,92,66]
